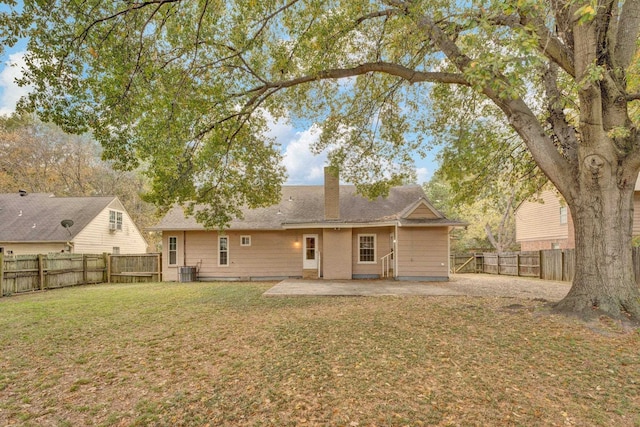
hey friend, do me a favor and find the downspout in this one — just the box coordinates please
[183,231,187,267]
[394,223,399,279]
[447,226,452,276]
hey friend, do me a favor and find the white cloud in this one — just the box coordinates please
[0,51,31,116]
[415,167,430,185]
[262,113,328,185]
[281,124,327,185]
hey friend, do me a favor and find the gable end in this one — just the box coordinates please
[402,199,443,220]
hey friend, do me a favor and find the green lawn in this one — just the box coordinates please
[0,282,638,426]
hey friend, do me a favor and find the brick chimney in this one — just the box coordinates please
[324,167,340,220]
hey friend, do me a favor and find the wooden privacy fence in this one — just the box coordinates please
[455,248,640,283]
[1,253,161,297]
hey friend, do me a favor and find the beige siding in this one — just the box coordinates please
[0,242,66,255]
[161,232,185,281]
[174,229,310,280]
[73,200,148,254]
[352,227,394,277]
[406,203,439,219]
[323,229,352,279]
[634,194,640,236]
[396,227,449,279]
[515,190,568,243]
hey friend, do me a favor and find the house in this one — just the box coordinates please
[515,181,640,250]
[0,192,148,255]
[150,168,465,282]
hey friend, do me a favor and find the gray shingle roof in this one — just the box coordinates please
[151,184,466,230]
[0,192,116,242]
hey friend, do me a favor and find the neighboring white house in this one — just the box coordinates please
[0,192,148,255]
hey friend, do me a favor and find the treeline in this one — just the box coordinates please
[0,114,159,250]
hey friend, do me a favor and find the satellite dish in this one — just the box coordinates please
[61,219,74,236]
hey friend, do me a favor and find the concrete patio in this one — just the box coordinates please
[263,274,571,301]
[263,278,465,297]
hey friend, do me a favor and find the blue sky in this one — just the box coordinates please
[0,44,436,186]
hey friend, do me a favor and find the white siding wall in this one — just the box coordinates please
[0,242,66,255]
[73,199,148,254]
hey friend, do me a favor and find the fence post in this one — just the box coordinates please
[516,253,520,277]
[538,250,543,279]
[83,255,88,284]
[103,253,110,283]
[497,253,501,275]
[38,254,45,291]
[157,253,162,282]
[0,253,4,296]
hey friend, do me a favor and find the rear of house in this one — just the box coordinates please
[152,169,463,282]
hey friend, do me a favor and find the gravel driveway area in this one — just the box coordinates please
[443,273,571,301]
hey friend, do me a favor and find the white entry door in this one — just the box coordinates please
[303,234,319,269]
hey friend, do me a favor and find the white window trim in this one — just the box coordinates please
[240,235,251,247]
[168,236,178,266]
[358,233,377,264]
[559,206,568,224]
[218,236,229,267]
[109,210,123,231]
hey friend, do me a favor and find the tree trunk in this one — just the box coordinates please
[553,181,640,322]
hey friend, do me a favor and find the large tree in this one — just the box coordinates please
[3,0,640,321]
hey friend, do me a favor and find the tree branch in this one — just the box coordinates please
[614,0,640,69]
[404,7,573,196]
[355,9,397,25]
[493,12,576,77]
[543,62,578,166]
[244,62,469,106]
[74,0,182,46]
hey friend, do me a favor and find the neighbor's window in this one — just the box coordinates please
[241,235,251,246]
[358,234,376,263]
[551,242,561,250]
[559,206,568,224]
[112,247,120,255]
[219,236,229,266]
[168,236,177,266]
[109,210,123,231]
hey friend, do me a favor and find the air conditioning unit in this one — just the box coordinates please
[109,223,117,232]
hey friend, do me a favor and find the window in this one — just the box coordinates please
[109,210,123,231]
[358,234,376,263]
[551,242,560,250]
[559,206,568,224]
[240,235,251,246]
[112,247,120,255]
[219,236,229,266]
[168,236,177,266]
